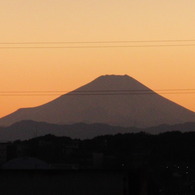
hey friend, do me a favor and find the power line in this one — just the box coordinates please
[1,44,195,49]
[0,89,195,93]
[0,92,195,96]
[0,40,195,44]
[0,40,195,49]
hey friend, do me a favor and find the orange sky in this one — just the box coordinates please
[0,0,195,117]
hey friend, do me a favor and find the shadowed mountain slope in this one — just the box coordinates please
[0,75,194,127]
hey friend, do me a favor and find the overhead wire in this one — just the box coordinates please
[0,89,195,93]
[0,39,195,48]
[0,45,195,49]
[0,89,195,96]
[0,39,195,44]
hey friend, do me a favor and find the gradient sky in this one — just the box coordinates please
[0,0,195,117]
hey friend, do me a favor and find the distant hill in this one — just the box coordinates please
[0,75,194,127]
[0,120,195,141]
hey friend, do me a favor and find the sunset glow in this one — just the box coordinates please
[0,0,195,117]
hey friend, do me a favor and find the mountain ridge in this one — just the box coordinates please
[0,120,195,141]
[0,74,194,127]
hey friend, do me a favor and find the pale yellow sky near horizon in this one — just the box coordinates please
[0,0,195,117]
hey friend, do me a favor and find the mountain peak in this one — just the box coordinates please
[97,74,131,78]
[95,74,132,82]
[77,74,149,91]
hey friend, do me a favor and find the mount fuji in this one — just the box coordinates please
[0,75,194,127]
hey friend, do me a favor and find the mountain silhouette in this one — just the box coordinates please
[0,75,194,127]
[0,120,195,141]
